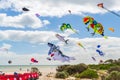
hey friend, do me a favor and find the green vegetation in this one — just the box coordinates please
[108,66,120,73]
[55,71,69,79]
[105,71,120,80]
[55,58,120,79]
[78,69,98,79]
[56,63,88,75]
[31,67,42,76]
[88,58,120,70]
[65,63,88,75]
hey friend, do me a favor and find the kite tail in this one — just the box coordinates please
[101,33,108,39]
[78,43,86,50]
[65,39,69,44]
[71,28,81,36]
[103,36,108,39]
[69,57,76,60]
[104,7,120,18]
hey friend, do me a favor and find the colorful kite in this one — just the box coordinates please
[83,16,107,39]
[55,34,69,44]
[47,42,75,62]
[97,3,120,18]
[60,23,79,35]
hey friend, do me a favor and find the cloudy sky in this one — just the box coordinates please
[0,0,120,65]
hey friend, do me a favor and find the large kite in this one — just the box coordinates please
[47,42,75,62]
[97,3,120,18]
[83,16,107,39]
[60,23,79,35]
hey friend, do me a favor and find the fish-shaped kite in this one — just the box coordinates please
[55,34,69,44]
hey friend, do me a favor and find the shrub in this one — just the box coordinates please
[31,67,42,76]
[56,65,70,72]
[55,71,69,79]
[89,64,118,70]
[105,71,120,80]
[65,63,88,75]
[79,69,98,79]
[74,73,81,78]
[108,66,120,73]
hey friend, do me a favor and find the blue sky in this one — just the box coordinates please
[0,0,120,65]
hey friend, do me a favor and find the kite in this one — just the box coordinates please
[77,42,86,50]
[97,3,120,18]
[68,10,71,14]
[47,42,75,62]
[99,60,103,63]
[31,58,38,63]
[96,45,105,56]
[83,16,107,39]
[8,60,12,64]
[51,51,75,62]
[97,45,101,48]
[108,28,114,32]
[47,57,51,61]
[91,57,96,61]
[22,7,29,11]
[0,48,8,53]
[55,34,69,44]
[35,13,40,17]
[96,49,105,56]
[48,42,59,55]
[60,23,79,35]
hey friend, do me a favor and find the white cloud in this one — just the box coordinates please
[0,30,57,43]
[0,0,120,17]
[0,13,50,29]
[43,20,50,25]
[1,43,12,50]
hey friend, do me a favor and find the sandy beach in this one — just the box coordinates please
[0,65,88,80]
[0,65,99,80]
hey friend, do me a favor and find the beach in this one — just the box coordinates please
[0,65,107,80]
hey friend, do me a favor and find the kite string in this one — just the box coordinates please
[104,7,120,18]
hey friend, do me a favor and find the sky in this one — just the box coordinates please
[0,0,120,65]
